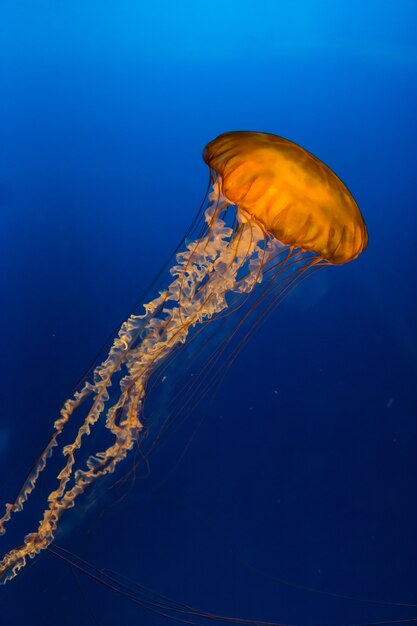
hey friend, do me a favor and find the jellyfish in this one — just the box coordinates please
[0,131,367,584]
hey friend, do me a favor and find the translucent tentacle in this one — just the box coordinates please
[0,184,273,583]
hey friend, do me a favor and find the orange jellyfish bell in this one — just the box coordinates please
[203,131,368,264]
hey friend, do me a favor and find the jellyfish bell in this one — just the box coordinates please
[0,131,367,592]
[204,130,368,264]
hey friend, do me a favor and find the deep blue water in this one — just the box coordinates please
[0,2,416,625]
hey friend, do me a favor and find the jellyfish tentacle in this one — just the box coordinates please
[0,194,283,582]
[0,189,272,583]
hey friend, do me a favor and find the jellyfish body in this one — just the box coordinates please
[0,131,367,582]
[204,131,367,264]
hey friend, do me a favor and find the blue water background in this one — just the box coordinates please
[0,1,416,624]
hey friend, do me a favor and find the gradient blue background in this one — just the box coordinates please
[0,1,416,624]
